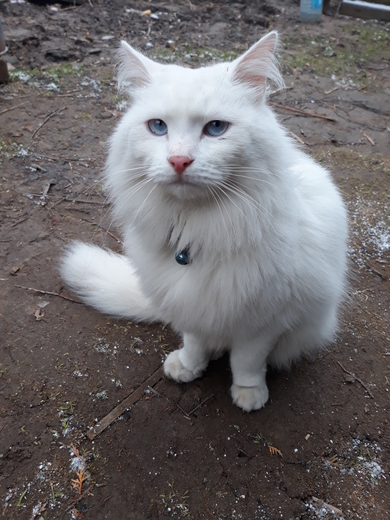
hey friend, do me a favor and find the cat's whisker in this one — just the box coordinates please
[213,183,250,225]
[219,170,278,188]
[108,173,149,189]
[215,179,258,212]
[129,183,158,227]
[222,180,285,253]
[110,165,150,175]
[219,180,276,231]
[207,185,232,237]
[218,179,276,228]
[118,178,154,202]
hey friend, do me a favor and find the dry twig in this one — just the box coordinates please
[14,284,82,304]
[312,497,343,516]
[11,216,30,228]
[0,101,29,116]
[66,485,93,512]
[324,86,339,95]
[336,360,374,398]
[32,107,67,139]
[56,89,80,97]
[148,386,213,417]
[365,262,388,281]
[269,84,294,97]
[269,102,335,122]
[289,131,306,145]
[187,395,214,416]
[363,132,375,146]
[64,198,109,206]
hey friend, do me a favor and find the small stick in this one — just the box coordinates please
[312,497,343,516]
[147,386,162,398]
[91,223,122,244]
[11,216,30,228]
[86,366,164,440]
[175,403,190,417]
[0,101,29,116]
[365,262,388,281]
[188,394,214,416]
[324,86,339,95]
[49,197,67,209]
[66,485,93,512]
[336,360,374,398]
[14,284,82,304]
[289,131,306,145]
[65,198,109,206]
[148,386,213,417]
[56,89,80,98]
[32,107,67,139]
[269,84,294,97]
[269,102,336,122]
[148,386,189,416]
[363,132,375,146]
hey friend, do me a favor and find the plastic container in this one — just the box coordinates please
[300,0,323,21]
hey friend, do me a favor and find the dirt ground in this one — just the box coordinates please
[0,1,390,519]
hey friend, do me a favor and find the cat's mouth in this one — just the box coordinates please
[168,175,198,187]
[162,176,207,199]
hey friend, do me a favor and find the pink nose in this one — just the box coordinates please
[168,156,193,175]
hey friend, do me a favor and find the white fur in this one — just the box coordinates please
[61,32,348,411]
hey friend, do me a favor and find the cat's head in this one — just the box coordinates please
[113,32,284,201]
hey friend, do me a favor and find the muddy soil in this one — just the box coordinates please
[1,1,390,519]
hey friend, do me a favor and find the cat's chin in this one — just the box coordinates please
[162,180,207,201]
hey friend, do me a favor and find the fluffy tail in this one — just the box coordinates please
[61,242,156,321]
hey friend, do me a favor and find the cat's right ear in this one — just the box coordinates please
[230,31,283,97]
[117,41,154,91]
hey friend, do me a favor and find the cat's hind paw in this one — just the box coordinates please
[231,383,269,412]
[164,350,200,383]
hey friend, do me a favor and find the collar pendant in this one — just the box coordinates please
[175,248,190,265]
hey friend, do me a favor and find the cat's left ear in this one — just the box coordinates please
[231,31,283,96]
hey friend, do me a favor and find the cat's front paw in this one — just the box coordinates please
[231,383,269,412]
[164,350,199,383]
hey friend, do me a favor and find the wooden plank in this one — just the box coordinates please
[339,0,390,20]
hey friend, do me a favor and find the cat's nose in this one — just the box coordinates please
[168,156,194,175]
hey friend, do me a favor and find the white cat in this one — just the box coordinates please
[61,32,348,412]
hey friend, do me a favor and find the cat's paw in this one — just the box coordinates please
[164,350,200,383]
[231,383,269,412]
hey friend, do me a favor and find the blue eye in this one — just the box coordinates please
[148,119,168,136]
[204,120,229,137]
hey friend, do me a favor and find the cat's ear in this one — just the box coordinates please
[117,41,155,91]
[231,31,283,96]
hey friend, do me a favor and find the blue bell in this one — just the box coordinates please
[175,249,190,265]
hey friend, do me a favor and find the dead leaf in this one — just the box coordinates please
[269,445,283,457]
[34,309,45,321]
[71,469,88,495]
